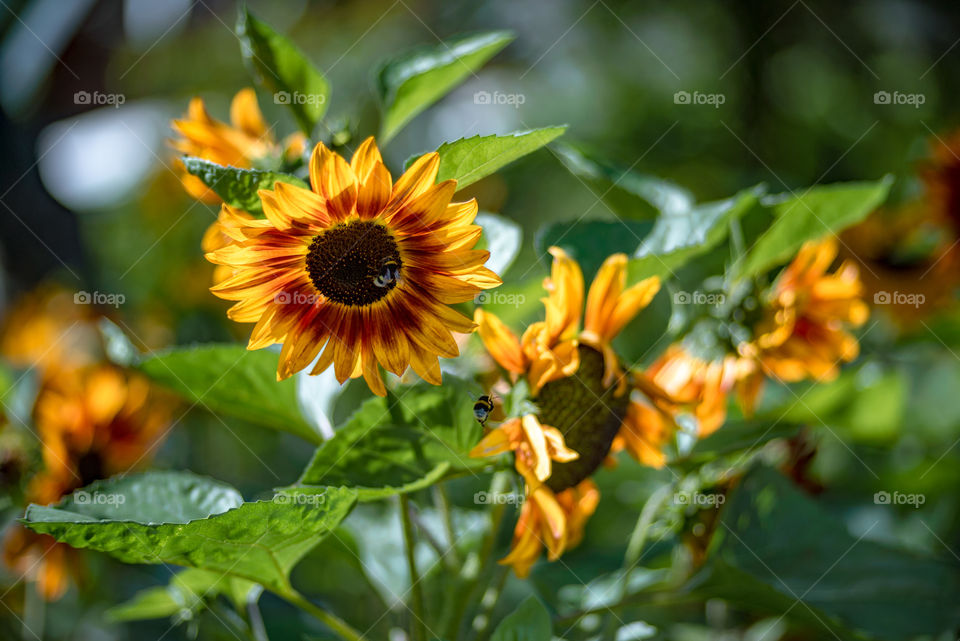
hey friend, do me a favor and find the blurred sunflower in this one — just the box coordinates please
[0,286,98,378]
[3,364,174,600]
[747,237,869,382]
[649,237,867,438]
[171,87,306,203]
[646,345,759,437]
[840,126,960,324]
[470,249,673,576]
[206,137,501,395]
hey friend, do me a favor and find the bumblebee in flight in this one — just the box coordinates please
[473,394,496,427]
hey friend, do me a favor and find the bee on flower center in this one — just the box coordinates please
[372,258,401,288]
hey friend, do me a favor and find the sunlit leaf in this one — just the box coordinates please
[629,185,764,282]
[181,158,308,215]
[296,377,487,500]
[736,177,893,278]
[237,8,330,134]
[378,31,514,142]
[23,471,356,595]
[434,127,566,189]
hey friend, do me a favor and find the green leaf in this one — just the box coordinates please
[535,219,654,281]
[476,212,522,277]
[378,31,514,142]
[23,471,356,595]
[237,8,329,134]
[553,143,695,219]
[491,595,552,641]
[106,568,258,622]
[137,344,323,444]
[296,377,486,500]
[697,466,960,640]
[181,158,308,215]
[434,127,566,190]
[629,186,764,282]
[737,177,893,278]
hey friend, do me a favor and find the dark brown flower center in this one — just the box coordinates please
[535,345,628,492]
[306,220,402,307]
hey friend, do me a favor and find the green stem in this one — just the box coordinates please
[434,484,461,566]
[279,588,366,641]
[400,494,427,641]
[444,471,511,641]
[471,565,509,641]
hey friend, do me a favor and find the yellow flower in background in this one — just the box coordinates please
[171,88,306,202]
[3,364,174,600]
[471,249,674,576]
[206,137,501,395]
[749,237,869,382]
[0,286,99,379]
[646,345,759,438]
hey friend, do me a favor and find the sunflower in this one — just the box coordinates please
[646,345,759,438]
[747,237,869,382]
[205,137,501,396]
[171,87,306,203]
[0,286,98,379]
[3,364,173,600]
[839,127,960,324]
[470,248,673,576]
